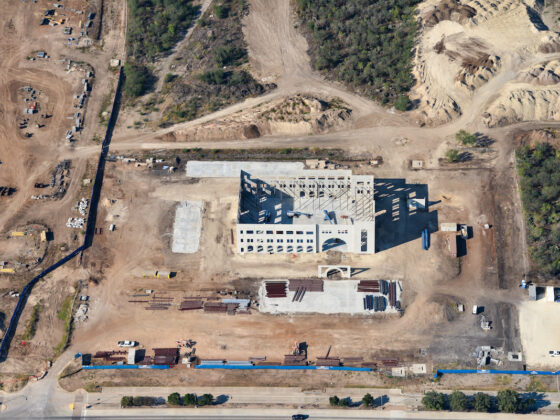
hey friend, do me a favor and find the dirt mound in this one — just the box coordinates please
[423,0,477,27]
[483,88,560,127]
[518,60,560,85]
[539,35,560,53]
[168,95,352,142]
[456,54,501,91]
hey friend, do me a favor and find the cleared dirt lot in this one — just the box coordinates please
[67,147,524,374]
[519,300,560,368]
[0,0,124,377]
[0,0,548,396]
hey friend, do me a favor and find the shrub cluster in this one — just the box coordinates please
[517,143,560,275]
[295,0,420,106]
[127,0,198,60]
[422,389,535,413]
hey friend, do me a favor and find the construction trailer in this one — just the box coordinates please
[156,270,171,279]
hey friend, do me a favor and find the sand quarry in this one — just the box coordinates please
[412,0,560,127]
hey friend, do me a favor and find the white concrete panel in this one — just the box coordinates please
[172,201,203,254]
[186,161,304,178]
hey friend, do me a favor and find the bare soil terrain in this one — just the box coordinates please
[0,0,125,379]
[0,0,555,397]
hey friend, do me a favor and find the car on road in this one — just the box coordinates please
[117,340,138,347]
[549,350,560,357]
[292,415,307,420]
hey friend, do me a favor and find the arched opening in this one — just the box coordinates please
[321,238,348,252]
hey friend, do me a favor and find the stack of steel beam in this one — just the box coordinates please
[265,281,287,298]
[288,279,323,292]
[203,302,228,312]
[388,282,397,307]
[357,280,380,293]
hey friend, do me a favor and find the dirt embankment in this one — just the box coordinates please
[160,95,352,142]
[483,60,560,127]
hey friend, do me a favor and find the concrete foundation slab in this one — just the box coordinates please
[172,201,203,254]
[258,279,402,315]
[186,161,304,178]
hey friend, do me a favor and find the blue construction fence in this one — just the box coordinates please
[83,365,170,370]
[435,369,560,378]
[196,364,371,372]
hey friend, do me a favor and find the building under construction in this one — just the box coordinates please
[236,170,375,254]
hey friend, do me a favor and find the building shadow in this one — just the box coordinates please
[375,179,438,252]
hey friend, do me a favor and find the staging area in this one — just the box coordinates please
[58,154,523,376]
[259,279,402,315]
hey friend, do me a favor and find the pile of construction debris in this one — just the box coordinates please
[76,197,89,216]
[474,346,503,367]
[66,217,85,228]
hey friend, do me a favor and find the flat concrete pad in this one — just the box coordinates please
[258,280,401,315]
[186,161,304,178]
[172,201,203,254]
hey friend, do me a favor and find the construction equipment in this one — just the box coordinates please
[292,341,300,356]
[480,315,491,331]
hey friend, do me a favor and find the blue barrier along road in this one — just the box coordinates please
[82,365,170,370]
[196,365,372,372]
[435,369,560,378]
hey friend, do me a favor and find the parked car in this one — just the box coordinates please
[549,350,560,357]
[292,415,307,420]
[117,340,138,347]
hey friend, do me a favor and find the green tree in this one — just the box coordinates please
[198,69,226,85]
[184,393,197,406]
[473,392,492,412]
[329,395,340,406]
[446,149,460,163]
[449,390,469,411]
[197,393,214,406]
[123,63,151,98]
[167,392,181,406]
[394,95,410,111]
[121,396,133,407]
[214,4,230,18]
[164,73,177,84]
[362,393,374,407]
[455,129,477,146]
[421,391,446,411]
[338,397,350,407]
[497,389,520,413]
